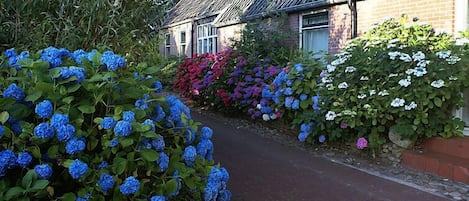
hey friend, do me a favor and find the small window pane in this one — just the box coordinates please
[303,12,328,28]
[181,32,186,44]
[463,89,469,127]
[165,34,170,45]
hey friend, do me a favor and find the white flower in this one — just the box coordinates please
[431,80,445,88]
[331,57,347,66]
[256,104,262,110]
[388,73,399,78]
[325,111,337,121]
[391,98,405,107]
[436,50,451,59]
[449,76,458,81]
[404,101,417,110]
[399,53,412,62]
[270,113,277,120]
[342,110,357,116]
[338,82,348,89]
[388,38,400,44]
[398,78,411,87]
[363,104,371,109]
[413,67,427,77]
[369,90,376,96]
[378,90,389,96]
[446,56,461,65]
[412,51,425,61]
[326,84,334,89]
[360,76,369,81]
[322,77,332,83]
[262,114,270,121]
[388,51,400,60]
[417,60,430,68]
[387,43,397,48]
[357,94,367,99]
[398,45,407,49]
[327,65,336,73]
[345,66,356,73]
[405,69,415,75]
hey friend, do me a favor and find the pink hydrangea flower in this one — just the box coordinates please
[356,137,368,149]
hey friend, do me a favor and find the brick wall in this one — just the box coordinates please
[328,0,456,54]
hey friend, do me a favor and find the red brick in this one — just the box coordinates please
[453,166,469,184]
[438,163,454,179]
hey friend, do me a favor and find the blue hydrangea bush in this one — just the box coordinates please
[0,47,231,201]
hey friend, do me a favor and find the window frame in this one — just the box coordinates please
[454,0,469,135]
[299,10,329,57]
[164,33,171,56]
[180,31,186,56]
[196,23,217,54]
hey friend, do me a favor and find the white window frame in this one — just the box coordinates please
[180,31,186,56]
[299,10,329,57]
[197,23,217,54]
[164,33,171,56]
[454,0,469,135]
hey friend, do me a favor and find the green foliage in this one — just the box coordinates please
[317,16,469,148]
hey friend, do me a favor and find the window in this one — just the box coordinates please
[455,0,469,134]
[180,31,186,55]
[164,33,171,56]
[197,23,217,54]
[300,12,329,58]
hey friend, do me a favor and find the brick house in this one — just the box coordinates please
[161,0,469,183]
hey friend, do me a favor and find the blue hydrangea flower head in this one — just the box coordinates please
[56,124,75,142]
[151,104,166,122]
[16,152,32,168]
[109,138,119,148]
[152,135,165,151]
[65,137,86,154]
[101,117,116,130]
[5,48,17,58]
[135,98,148,110]
[152,81,163,92]
[114,120,132,136]
[100,51,126,71]
[219,167,230,183]
[294,63,303,72]
[292,99,300,110]
[150,195,167,201]
[157,152,169,172]
[312,95,321,110]
[0,150,17,169]
[123,111,135,122]
[0,125,4,137]
[59,66,86,83]
[201,127,213,140]
[35,100,53,119]
[3,83,25,101]
[40,46,67,68]
[34,164,52,179]
[119,176,140,195]
[318,135,326,143]
[69,159,88,179]
[97,161,109,170]
[51,113,69,128]
[197,139,213,161]
[284,87,293,96]
[34,122,55,139]
[71,49,88,64]
[183,146,197,163]
[98,173,115,192]
[300,94,308,101]
[298,132,309,142]
[142,119,155,132]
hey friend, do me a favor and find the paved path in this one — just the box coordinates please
[192,111,449,201]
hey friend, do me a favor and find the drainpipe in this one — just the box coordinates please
[348,0,358,38]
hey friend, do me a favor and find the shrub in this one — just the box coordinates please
[316,16,469,148]
[0,47,230,200]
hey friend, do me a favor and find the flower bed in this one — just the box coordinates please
[0,47,230,201]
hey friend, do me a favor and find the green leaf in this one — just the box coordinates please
[63,159,74,168]
[18,58,34,68]
[142,132,158,138]
[62,96,74,104]
[67,84,81,93]
[78,105,95,114]
[47,145,59,159]
[434,97,442,107]
[31,180,49,191]
[139,149,159,162]
[25,91,43,102]
[61,192,76,201]
[113,157,127,175]
[120,138,134,147]
[5,187,24,200]
[92,51,102,65]
[164,179,178,195]
[0,111,9,124]
[22,170,35,189]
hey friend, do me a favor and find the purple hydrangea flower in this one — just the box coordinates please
[356,137,368,149]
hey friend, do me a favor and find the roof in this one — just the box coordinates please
[162,0,348,28]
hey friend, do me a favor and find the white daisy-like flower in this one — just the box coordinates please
[388,51,400,60]
[399,53,412,62]
[430,80,445,88]
[357,94,367,99]
[345,66,356,73]
[262,114,270,121]
[327,64,336,73]
[369,90,376,96]
[412,51,425,61]
[405,69,415,75]
[391,98,405,107]
[404,101,417,110]
[338,82,348,89]
[446,56,461,65]
[325,111,337,121]
[360,76,369,81]
[436,50,451,59]
[398,78,411,87]
[413,67,427,77]
[378,90,389,96]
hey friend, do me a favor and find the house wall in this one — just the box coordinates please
[217,23,246,51]
[328,0,456,54]
[159,22,193,57]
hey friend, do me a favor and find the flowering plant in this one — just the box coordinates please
[318,16,469,148]
[0,47,230,200]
